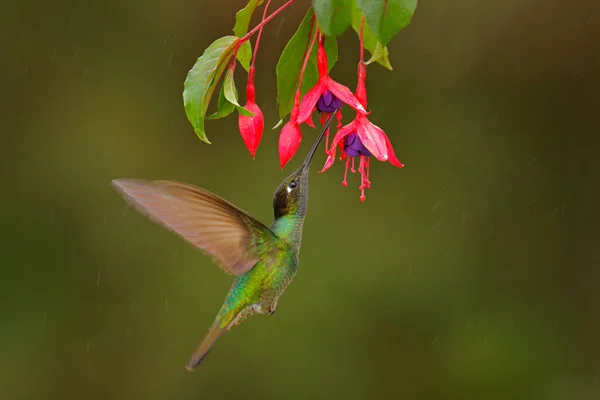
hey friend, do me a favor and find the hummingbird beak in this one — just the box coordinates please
[300,113,337,172]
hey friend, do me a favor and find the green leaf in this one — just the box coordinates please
[350,6,392,70]
[312,0,353,37]
[365,42,392,70]
[207,85,235,120]
[237,106,255,117]
[276,8,338,120]
[183,36,239,143]
[223,66,243,108]
[233,0,264,72]
[223,66,255,116]
[355,0,418,46]
[237,42,252,72]
[233,0,264,36]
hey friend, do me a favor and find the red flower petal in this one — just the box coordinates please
[356,119,388,162]
[316,35,329,76]
[338,139,347,160]
[278,121,302,169]
[320,153,336,172]
[296,81,326,125]
[238,101,264,158]
[384,134,404,168]
[320,121,356,172]
[325,79,367,115]
[355,63,368,107]
[306,113,315,128]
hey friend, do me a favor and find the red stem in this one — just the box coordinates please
[242,0,296,43]
[290,15,315,96]
[359,16,365,64]
[294,23,318,101]
[250,0,273,72]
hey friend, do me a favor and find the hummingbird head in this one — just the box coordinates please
[272,113,336,219]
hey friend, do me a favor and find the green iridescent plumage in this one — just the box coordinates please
[111,114,336,371]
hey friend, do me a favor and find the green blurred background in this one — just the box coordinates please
[2,0,600,398]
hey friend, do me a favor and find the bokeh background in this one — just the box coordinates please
[2,0,600,398]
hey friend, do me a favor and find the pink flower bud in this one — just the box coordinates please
[238,81,264,158]
[278,121,302,169]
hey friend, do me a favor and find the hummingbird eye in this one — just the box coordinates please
[287,181,297,192]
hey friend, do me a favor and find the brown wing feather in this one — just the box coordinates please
[112,179,276,276]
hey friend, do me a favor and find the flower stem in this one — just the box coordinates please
[359,16,365,64]
[250,0,273,73]
[242,0,296,43]
[229,0,296,77]
[294,21,318,102]
[292,15,316,98]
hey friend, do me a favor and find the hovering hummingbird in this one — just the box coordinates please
[111,114,335,371]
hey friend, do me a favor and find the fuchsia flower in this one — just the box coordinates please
[280,30,369,169]
[238,66,264,158]
[321,62,403,202]
[296,34,367,126]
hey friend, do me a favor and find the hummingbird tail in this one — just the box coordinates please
[185,323,228,371]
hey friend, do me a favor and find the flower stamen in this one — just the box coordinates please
[342,158,350,187]
[358,155,368,201]
[365,157,371,188]
[319,113,331,150]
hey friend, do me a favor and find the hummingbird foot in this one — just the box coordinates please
[265,306,276,315]
[258,300,278,315]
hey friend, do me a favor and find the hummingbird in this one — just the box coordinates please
[111,113,336,371]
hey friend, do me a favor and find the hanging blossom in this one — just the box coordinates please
[321,19,403,202]
[296,33,366,150]
[279,31,368,169]
[296,33,367,126]
[299,33,368,160]
[237,0,272,158]
[238,66,264,158]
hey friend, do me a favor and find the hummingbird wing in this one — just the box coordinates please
[112,179,277,276]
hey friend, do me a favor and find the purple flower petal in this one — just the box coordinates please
[344,133,372,157]
[323,90,332,106]
[316,90,343,113]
